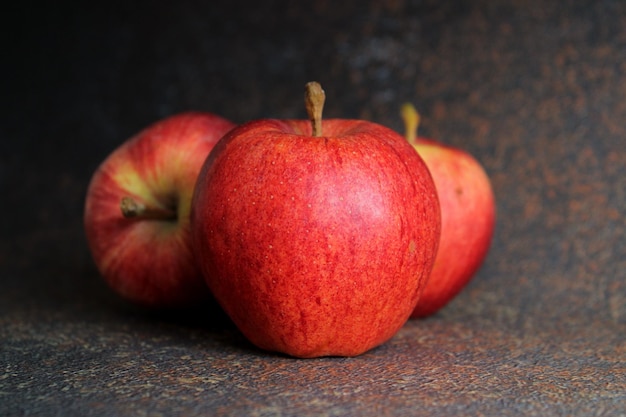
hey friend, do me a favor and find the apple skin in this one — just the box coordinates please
[410,138,495,318]
[84,112,235,308]
[191,119,441,358]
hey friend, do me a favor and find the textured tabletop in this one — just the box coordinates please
[2,1,625,416]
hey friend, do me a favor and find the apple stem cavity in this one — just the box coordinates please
[401,102,421,146]
[305,81,326,137]
[120,196,177,221]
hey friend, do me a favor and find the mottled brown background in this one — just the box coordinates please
[2,1,624,416]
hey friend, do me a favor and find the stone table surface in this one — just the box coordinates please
[2,1,625,416]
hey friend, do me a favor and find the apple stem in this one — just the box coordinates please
[120,196,177,221]
[305,81,325,137]
[400,102,420,145]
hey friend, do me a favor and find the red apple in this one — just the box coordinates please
[191,83,440,358]
[84,112,235,308]
[401,103,495,318]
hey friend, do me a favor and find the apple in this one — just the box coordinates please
[400,103,495,318]
[191,82,441,358]
[84,112,236,308]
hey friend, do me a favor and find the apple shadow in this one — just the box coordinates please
[45,236,260,355]
[129,297,237,333]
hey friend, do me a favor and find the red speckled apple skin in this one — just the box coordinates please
[191,119,441,358]
[410,138,495,318]
[84,113,235,308]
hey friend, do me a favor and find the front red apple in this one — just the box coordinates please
[84,112,235,308]
[191,84,440,358]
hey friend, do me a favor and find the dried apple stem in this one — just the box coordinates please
[401,102,421,145]
[120,196,177,221]
[305,81,325,137]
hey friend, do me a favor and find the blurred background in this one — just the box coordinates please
[2,1,625,415]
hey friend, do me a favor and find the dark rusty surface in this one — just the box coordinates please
[2,1,625,415]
